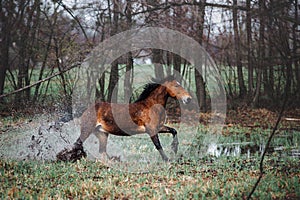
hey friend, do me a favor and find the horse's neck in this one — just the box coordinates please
[144,86,169,107]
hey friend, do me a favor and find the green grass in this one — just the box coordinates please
[1,125,299,199]
[2,63,201,105]
[3,62,294,107]
[1,64,299,199]
[1,156,299,199]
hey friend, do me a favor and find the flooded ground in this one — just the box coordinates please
[0,114,299,172]
[207,140,300,159]
[206,128,300,159]
[0,115,196,171]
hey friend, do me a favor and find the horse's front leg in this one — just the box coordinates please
[159,126,178,154]
[150,134,169,162]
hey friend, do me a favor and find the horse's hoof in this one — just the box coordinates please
[56,145,86,162]
[162,156,171,162]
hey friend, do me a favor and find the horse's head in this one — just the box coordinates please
[162,78,192,104]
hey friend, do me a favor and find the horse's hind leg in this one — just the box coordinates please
[94,131,109,156]
[159,126,178,154]
[57,117,93,162]
[95,131,109,159]
[74,120,95,148]
[57,106,96,162]
[75,106,97,148]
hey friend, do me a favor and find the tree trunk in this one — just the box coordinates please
[195,0,207,112]
[96,75,106,101]
[17,31,30,104]
[293,0,300,95]
[124,1,133,102]
[173,54,181,76]
[107,0,120,102]
[252,0,266,107]
[0,1,10,98]
[33,2,53,102]
[124,52,133,102]
[107,61,119,102]
[233,0,246,98]
[153,49,164,80]
[266,0,276,99]
[195,68,206,112]
[246,0,254,96]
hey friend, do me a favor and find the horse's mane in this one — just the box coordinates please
[134,83,160,103]
[134,76,175,103]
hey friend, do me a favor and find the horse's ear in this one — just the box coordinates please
[151,75,176,83]
[150,76,160,83]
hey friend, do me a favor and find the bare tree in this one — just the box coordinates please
[252,0,265,107]
[195,0,207,112]
[292,0,300,95]
[233,0,246,98]
[107,0,120,102]
[124,0,133,102]
[0,1,12,97]
[1,0,299,113]
[246,0,254,96]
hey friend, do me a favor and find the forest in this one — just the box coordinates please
[0,0,299,199]
[0,0,299,112]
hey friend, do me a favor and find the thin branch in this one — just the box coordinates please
[130,1,248,17]
[56,0,91,46]
[246,98,287,199]
[247,66,291,199]
[0,62,81,99]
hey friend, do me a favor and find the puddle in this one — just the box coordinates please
[206,133,300,159]
[1,115,299,172]
[0,116,196,172]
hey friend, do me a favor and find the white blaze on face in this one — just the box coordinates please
[182,96,191,104]
[175,81,191,104]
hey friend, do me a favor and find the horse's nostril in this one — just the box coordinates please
[186,97,192,103]
[182,96,192,104]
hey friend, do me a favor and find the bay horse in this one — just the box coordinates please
[64,76,192,162]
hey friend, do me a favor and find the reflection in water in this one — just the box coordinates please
[207,141,300,159]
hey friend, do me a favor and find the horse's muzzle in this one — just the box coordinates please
[182,96,192,104]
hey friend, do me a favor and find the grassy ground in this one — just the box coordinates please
[0,107,299,199]
[1,65,299,199]
[1,156,299,199]
[0,121,299,199]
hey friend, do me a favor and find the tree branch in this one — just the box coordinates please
[247,64,291,199]
[0,62,81,99]
[56,0,91,46]
[246,96,288,199]
[130,1,248,17]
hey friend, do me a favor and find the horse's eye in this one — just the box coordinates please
[175,81,181,87]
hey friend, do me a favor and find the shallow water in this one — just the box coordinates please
[0,116,196,172]
[1,116,299,172]
[206,133,300,159]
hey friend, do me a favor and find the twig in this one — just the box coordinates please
[56,0,91,46]
[246,97,287,199]
[247,64,291,199]
[284,117,300,121]
[0,62,80,99]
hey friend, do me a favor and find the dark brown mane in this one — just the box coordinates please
[134,83,160,103]
[134,76,176,103]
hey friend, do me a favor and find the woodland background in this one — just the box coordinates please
[0,0,299,116]
[0,1,300,199]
